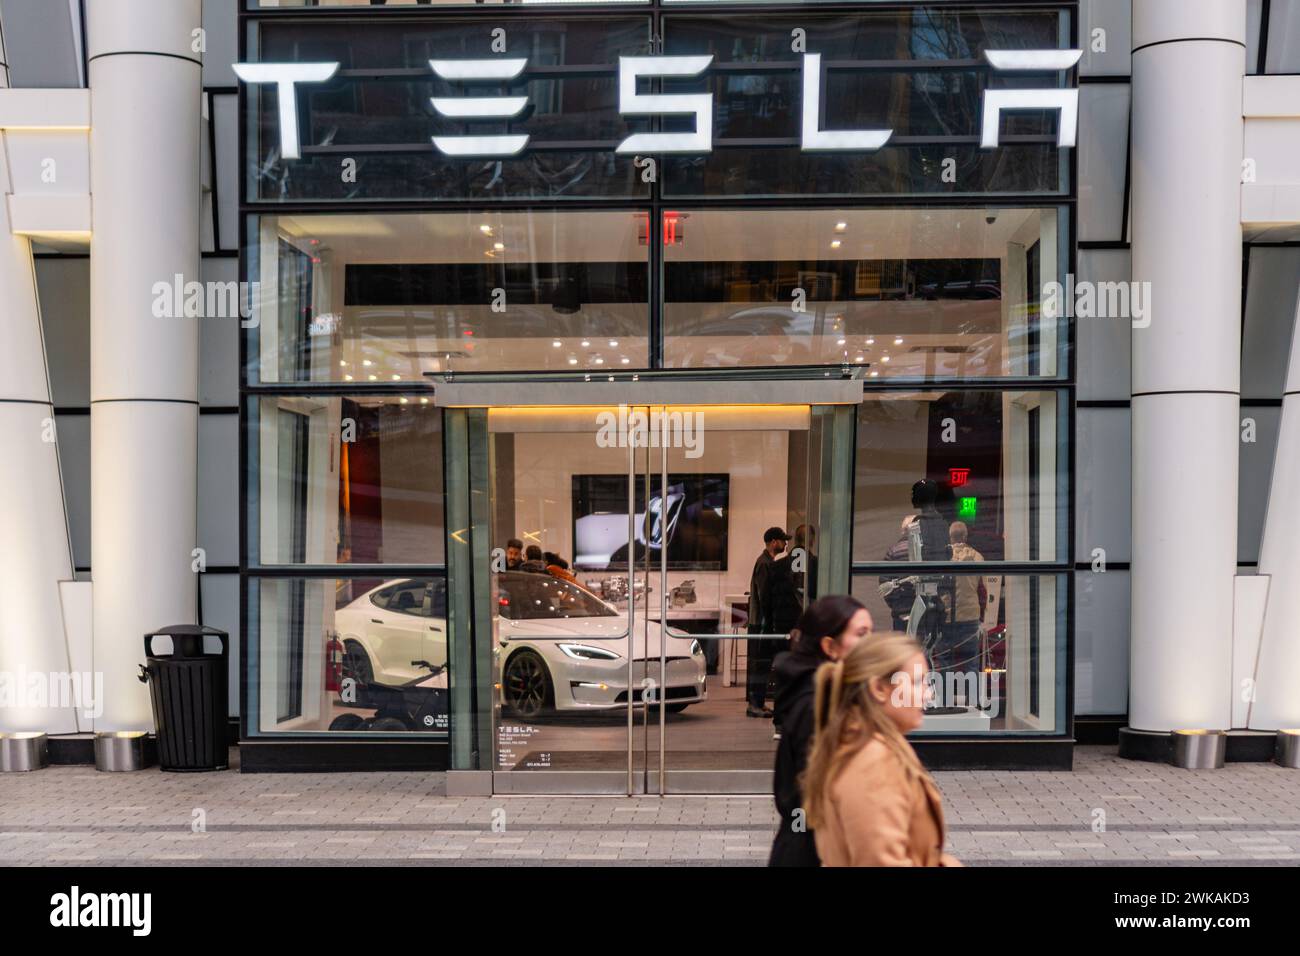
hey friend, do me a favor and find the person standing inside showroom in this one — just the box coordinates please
[768,594,873,867]
[505,538,524,570]
[936,521,984,681]
[802,633,960,867]
[746,526,789,718]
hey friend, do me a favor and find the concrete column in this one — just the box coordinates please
[87,0,202,730]
[0,19,79,734]
[1127,0,1245,734]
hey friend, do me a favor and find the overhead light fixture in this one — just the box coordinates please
[493,241,505,251]
[866,338,875,345]
[368,374,378,381]
[581,340,591,348]
[343,374,353,382]
[552,340,562,348]
[881,356,891,363]
[362,359,372,367]
[830,240,842,249]
[608,339,619,347]
[834,222,847,232]
[567,356,578,365]
[621,357,630,365]
[479,224,493,235]
[894,337,904,345]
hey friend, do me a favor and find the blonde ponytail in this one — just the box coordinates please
[800,632,930,830]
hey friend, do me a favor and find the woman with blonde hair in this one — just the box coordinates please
[801,633,960,867]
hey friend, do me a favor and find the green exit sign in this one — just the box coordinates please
[957,497,978,520]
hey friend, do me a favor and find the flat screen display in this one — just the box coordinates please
[572,474,729,571]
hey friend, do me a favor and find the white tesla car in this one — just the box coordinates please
[333,574,707,719]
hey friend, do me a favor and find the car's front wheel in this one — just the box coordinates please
[503,649,553,719]
[342,639,374,706]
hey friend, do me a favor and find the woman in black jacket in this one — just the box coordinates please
[767,594,875,867]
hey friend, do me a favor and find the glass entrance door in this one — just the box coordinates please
[488,405,648,793]
[441,385,858,795]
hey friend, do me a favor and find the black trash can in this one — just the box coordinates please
[138,625,229,772]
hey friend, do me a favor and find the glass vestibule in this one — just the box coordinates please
[439,386,857,795]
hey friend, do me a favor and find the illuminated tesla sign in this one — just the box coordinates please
[237,49,1081,160]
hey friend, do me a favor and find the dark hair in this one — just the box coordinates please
[788,594,868,660]
[525,545,543,561]
[507,538,523,550]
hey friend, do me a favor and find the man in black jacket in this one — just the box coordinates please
[768,595,874,867]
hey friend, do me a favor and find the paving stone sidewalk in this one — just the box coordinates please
[1,746,1296,865]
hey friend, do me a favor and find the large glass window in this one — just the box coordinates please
[850,571,1066,733]
[853,389,1067,564]
[246,9,1071,201]
[664,207,1065,376]
[661,10,1070,198]
[252,394,444,564]
[247,210,652,382]
[248,17,651,202]
[251,575,449,735]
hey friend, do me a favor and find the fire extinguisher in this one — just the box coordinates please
[326,632,344,693]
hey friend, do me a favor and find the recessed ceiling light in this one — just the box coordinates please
[420,397,429,404]
[894,337,904,345]
[479,224,492,235]
[870,370,879,378]
[830,240,842,249]
[593,356,604,365]
[339,360,347,367]
[362,359,372,367]
[552,340,562,348]
[581,340,591,348]
[368,374,378,380]
[834,222,847,232]
[493,241,505,251]
[608,339,618,347]
[865,338,875,345]
[837,338,846,346]
[881,356,891,363]
[399,397,409,404]
[343,374,353,381]
[621,357,630,364]
[391,374,400,380]
[855,355,865,363]
[568,356,578,365]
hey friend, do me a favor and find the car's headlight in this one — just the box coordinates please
[558,643,622,661]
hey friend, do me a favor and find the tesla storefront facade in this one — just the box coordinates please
[1,0,1297,791]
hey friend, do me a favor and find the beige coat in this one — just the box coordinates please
[813,735,961,867]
